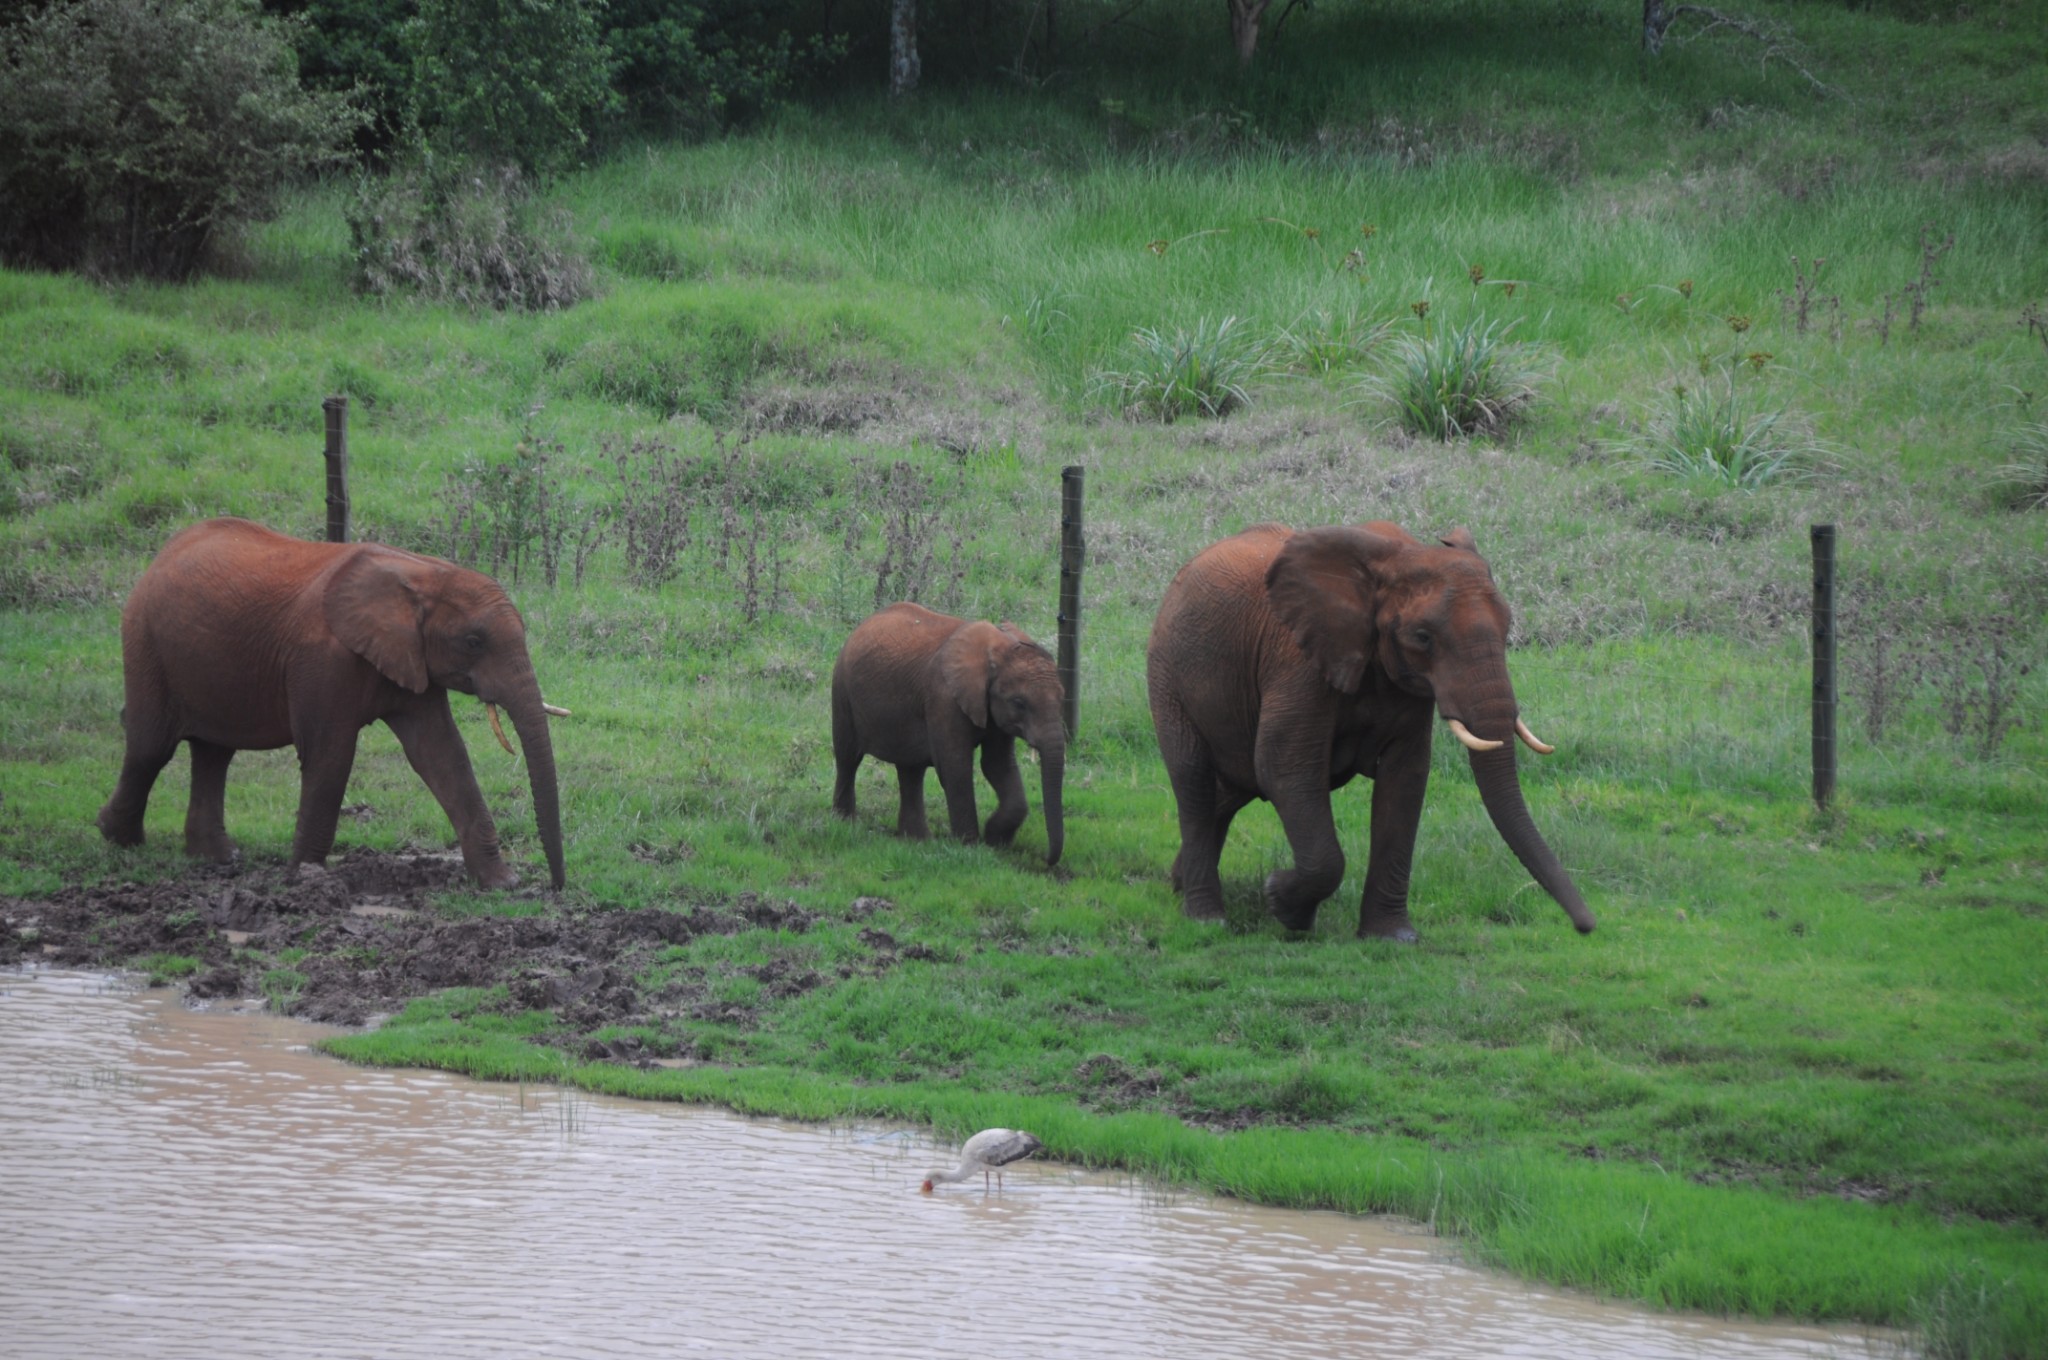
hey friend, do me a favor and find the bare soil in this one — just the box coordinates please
[0,851,922,1061]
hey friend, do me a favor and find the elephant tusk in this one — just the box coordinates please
[1446,718,1505,752]
[1515,718,1556,755]
[485,703,516,755]
[542,702,572,718]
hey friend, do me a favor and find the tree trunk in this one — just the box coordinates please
[890,0,920,96]
[1643,0,1669,53]
[1227,0,1270,66]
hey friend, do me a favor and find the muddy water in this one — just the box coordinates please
[1,970,1895,1360]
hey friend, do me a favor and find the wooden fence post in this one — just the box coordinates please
[322,395,350,544]
[1811,523,1837,810]
[1057,466,1085,739]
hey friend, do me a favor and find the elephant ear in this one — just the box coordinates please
[937,620,1002,729]
[1266,526,1405,694]
[1439,526,1479,553]
[323,550,431,694]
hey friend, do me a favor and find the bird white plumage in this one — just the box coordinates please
[920,1127,1043,1193]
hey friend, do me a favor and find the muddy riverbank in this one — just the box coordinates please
[0,850,905,1055]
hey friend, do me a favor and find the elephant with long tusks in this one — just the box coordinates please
[1147,521,1592,940]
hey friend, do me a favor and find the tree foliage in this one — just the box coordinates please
[0,0,365,278]
[403,0,618,174]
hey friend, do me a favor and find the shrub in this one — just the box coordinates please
[404,0,616,175]
[1092,316,1272,422]
[605,0,837,138]
[0,0,364,278]
[346,158,597,310]
[284,0,418,157]
[1363,315,1541,440]
[1630,375,1825,489]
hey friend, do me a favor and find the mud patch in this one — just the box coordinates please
[0,851,903,1056]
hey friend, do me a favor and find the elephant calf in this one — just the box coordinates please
[831,603,1065,865]
[97,516,567,889]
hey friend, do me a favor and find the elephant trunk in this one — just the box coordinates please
[1453,680,1592,934]
[504,687,566,890]
[1037,739,1065,867]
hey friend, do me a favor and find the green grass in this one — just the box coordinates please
[4,0,2047,1348]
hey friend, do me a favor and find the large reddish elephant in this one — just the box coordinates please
[831,603,1065,866]
[1147,522,1592,939]
[97,517,567,889]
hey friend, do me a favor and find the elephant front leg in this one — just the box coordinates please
[979,737,1028,847]
[893,763,932,839]
[384,700,519,890]
[932,741,982,846]
[182,739,239,862]
[1358,735,1431,941]
[1257,724,1347,932]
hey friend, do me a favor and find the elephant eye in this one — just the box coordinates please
[1410,628,1432,650]
[462,631,486,653]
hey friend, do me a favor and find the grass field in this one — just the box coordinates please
[3,0,2046,1350]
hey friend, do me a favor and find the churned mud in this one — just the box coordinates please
[0,851,929,1057]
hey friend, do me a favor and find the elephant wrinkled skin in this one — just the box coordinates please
[97,517,566,890]
[1146,521,1593,940]
[831,602,1066,866]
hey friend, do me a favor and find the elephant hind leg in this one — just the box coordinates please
[182,739,239,862]
[830,688,860,820]
[1179,779,1252,890]
[98,711,179,848]
[893,763,932,840]
[1161,747,1232,922]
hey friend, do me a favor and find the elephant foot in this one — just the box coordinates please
[1264,874,1322,933]
[1359,917,1420,943]
[1181,894,1226,923]
[468,858,520,891]
[184,832,239,864]
[97,806,145,847]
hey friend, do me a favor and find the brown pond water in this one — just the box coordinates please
[1,969,1899,1360]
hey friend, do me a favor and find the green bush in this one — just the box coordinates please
[606,0,836,138]
[404,0,616,174]
[0,0,364,278]
[280,0,418,156]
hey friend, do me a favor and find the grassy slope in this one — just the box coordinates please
[3,0,2046,1346]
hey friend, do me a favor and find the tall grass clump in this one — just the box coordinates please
[1994,423,2048,510]
[1363,314,1541,440]
[1273,302,1393,378]
[1630,374,1825,489]
[1909,1263,2032,1360]
[1091,316,1271,421]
